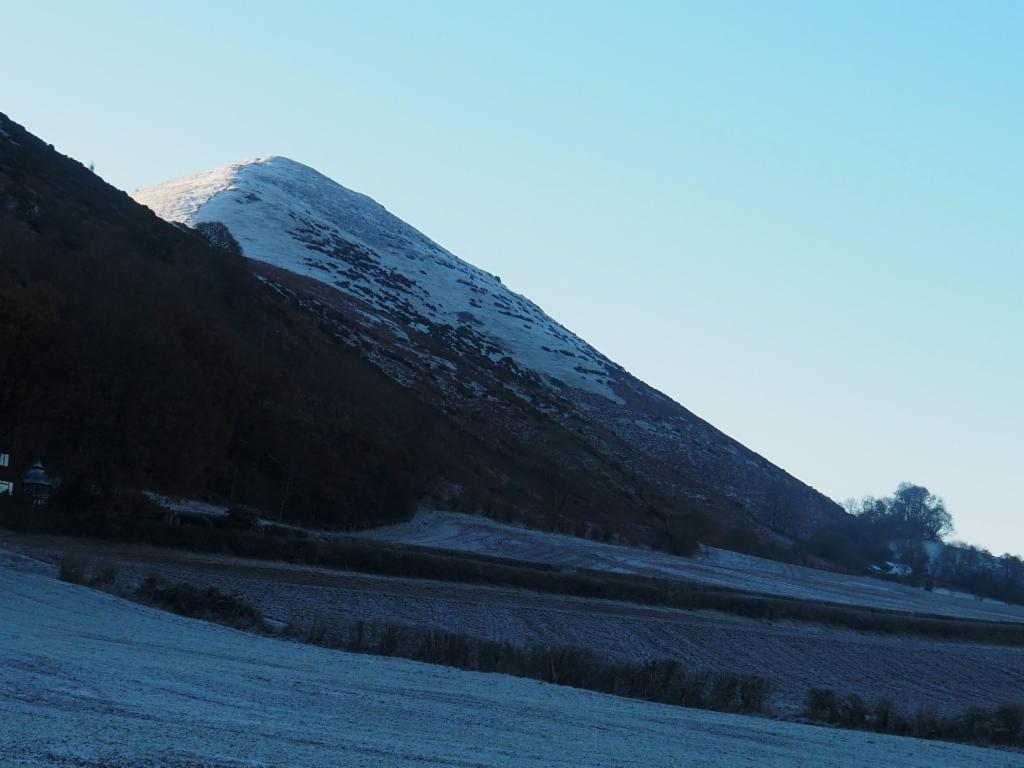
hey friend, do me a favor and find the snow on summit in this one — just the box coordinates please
[133,156,850,533]
[134,157,623,401]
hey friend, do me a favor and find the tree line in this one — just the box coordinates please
[831,483,1024,605]
[844,482,953,542]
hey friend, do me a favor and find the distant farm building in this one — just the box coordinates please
[0,451,55,505]
[0,449,14,497]
[22,462,54,506]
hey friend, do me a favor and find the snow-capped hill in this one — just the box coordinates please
[135,156,847,540]
[135,157,622,401]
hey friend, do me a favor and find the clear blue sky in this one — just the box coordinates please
[4,1,1022,555]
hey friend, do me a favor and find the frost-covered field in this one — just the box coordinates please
[2,550,1020,768]
[5,533,1024,716]
[362,510,1024,622]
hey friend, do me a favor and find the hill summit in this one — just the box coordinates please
[136,155,846,543]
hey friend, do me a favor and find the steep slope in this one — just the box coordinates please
[135,157,845,541]
[0,113,683,537]
[136,157,622,400]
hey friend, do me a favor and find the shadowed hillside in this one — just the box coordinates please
[0,113,707,540]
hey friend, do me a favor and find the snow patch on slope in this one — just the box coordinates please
[134,157,624,402]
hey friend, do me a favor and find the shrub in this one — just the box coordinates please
[376,625,402,656]
[739,676,773,713]
[840,693,869,727]
[993,704,1024,745]
[134,576,264,629]
[806,688,840,722]
[804,688,1024,748]
[681,669,711,708]
[91,559,119,586]
[225,505,261,530]
[58,553,89,584]
[304,617,330,645]
[872,697,898,731]
[708,675,741,711]
[655,513,707,557]
[914,707,941,740]
[291,619,771,717]
[57,553,120,588]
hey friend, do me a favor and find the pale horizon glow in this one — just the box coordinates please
[3,1,1021,555]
